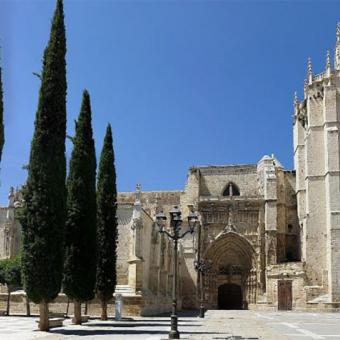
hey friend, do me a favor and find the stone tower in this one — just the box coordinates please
[293,24,340,303]
[0,187,22,259]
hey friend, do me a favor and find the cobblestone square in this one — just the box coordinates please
[2,311,340,340]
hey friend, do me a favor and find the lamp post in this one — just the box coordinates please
[155,206,199,339]
[194,259,213,318]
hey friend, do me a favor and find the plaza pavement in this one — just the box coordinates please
[1,310,340,339]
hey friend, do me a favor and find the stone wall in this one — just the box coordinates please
[118,191,181,218]
[198,165,259,198]
[115,193,174,315]
[0,292,144,317]
[116,204,134,285]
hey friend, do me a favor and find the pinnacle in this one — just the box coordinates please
[326,50,331,70]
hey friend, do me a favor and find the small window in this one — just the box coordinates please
[222,182,240,196]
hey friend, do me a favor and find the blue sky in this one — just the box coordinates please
[0,0,339,205]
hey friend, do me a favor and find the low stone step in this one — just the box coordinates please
[115,285,135,295]
[72,315,90,323]
[35,318,64,328]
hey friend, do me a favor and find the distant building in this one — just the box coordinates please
[2,25,340,314]
[0,187,21,260]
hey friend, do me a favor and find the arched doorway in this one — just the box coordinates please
[218,283,242,309]
[203,232,256,310]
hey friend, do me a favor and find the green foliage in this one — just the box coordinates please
[0,260,6,284]
[63,90,97,302]
[0,67,5,163]
[96,124,118,302]
[0,256,22,288]
[20,0,67,304]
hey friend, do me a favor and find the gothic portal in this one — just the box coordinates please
[203,232,256,310]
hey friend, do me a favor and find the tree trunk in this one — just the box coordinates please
[101,299,108,320]
[6,286,11,316]
[25,295,31,317]
[73,301,82,324]
[39,301,49,331]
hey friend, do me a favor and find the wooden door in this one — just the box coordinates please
[278,280,292,310]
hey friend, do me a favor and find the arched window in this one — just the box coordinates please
[222,182,240,196]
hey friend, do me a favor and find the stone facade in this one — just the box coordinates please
[178,161,301,310]
[293,24,340,307]
[3,26,340,315]
[114,186,177,315]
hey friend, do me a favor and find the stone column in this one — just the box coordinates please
[257,156,279,267]
[128,185,144,294]
[323,83,340,302]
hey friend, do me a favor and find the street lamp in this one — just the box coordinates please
[155,206,199,339]
[194,259,213,318]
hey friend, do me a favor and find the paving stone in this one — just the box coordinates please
[1,310,340,339]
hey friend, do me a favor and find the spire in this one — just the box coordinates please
[325,50,332,80]
[6,187,15,221]
[335,23,340,70]
[134,183,141,206]
[8,187,14,207]
[326,49,331,70]
[294,91,298,114]
[132,184,142,229]
[307,57,313,84]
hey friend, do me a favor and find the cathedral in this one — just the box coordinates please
[2,26,340,315]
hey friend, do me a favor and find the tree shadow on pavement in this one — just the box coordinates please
[49,329,226,336]
[127,319,200,322]
[82,322,175,328]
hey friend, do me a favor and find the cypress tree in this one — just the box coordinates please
[63,90,97,324]
[0,67,4,163]
[20,0,67,331]
[96,124,118,320]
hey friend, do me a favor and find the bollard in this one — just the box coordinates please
[115,294,123,321]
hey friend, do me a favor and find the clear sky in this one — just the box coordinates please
[0,0,339,205]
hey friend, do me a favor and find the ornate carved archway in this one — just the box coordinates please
[203,232,257,309]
